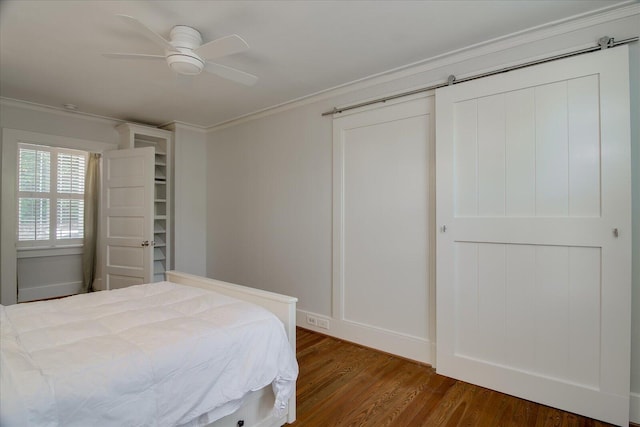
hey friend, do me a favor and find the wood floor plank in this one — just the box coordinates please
[395,371,456,425]
[374,366,442,426]
[293,328,617,427]
[342,359,419,426]
[300,355,401,425]
[297,342,384,417]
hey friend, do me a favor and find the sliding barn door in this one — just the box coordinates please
[436,47,631,426]
[333,95,435,363]
[101,147,154,289]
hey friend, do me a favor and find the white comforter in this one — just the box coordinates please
[0,281,298,426]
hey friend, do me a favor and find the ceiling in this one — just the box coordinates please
[0,1,632,128]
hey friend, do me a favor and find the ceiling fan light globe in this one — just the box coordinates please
[167,54,204,75]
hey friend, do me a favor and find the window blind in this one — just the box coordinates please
[17,145,88,246]
[18,148,50,193]
[18,198,50,241]
[57,153,85,194]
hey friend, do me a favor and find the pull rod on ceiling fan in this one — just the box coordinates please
[103,15,258,86]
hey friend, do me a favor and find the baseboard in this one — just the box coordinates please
[297,309,433,365]
[631,391,640,425]
[18,281,83,302]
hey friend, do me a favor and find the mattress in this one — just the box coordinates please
[0,281,298,426]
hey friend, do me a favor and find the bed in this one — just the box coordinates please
[0,271,298,427]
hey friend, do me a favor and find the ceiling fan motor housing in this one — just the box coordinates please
[166,25,205,75]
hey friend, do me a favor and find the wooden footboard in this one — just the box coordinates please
[165,271,298,425]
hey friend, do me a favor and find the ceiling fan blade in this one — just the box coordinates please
[116,15,177,52]
[195,34,249,60]
[204,62,258,86]
[103,53,166,60]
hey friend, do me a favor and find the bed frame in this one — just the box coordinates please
[165,271,298,427]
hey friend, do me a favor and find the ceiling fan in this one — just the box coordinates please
[104,15,258,86]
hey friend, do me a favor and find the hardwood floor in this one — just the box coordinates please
[294,328,615,427]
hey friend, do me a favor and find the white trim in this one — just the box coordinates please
[17,280,83,303]
[207,3,640,131]
[5,128,115,153]
[632,392,640,424]
[0,97,125,126]
[0,98,207,137]
[1,137,19,305]
[160,121,208,134]
[297,309,434,365]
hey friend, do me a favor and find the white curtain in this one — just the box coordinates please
[82,153,100,292]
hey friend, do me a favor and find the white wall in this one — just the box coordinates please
[206,8,640,419]
[207,103,332,308]
[0,100,121,144]
[164,122,207,276]
[17,248,84,302]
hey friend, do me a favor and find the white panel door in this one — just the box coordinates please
[436,47,631,426]
[101,147,154,289]
[333,95,435,363]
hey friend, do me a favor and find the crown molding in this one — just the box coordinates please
[161,121,208,134]
[0,97,124,126]
[207,2,639,132]
[0,98,209,133]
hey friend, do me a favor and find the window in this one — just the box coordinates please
[17,144,88,247]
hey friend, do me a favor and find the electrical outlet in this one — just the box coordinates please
[317,318,330,330]
[306,314,317,326]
